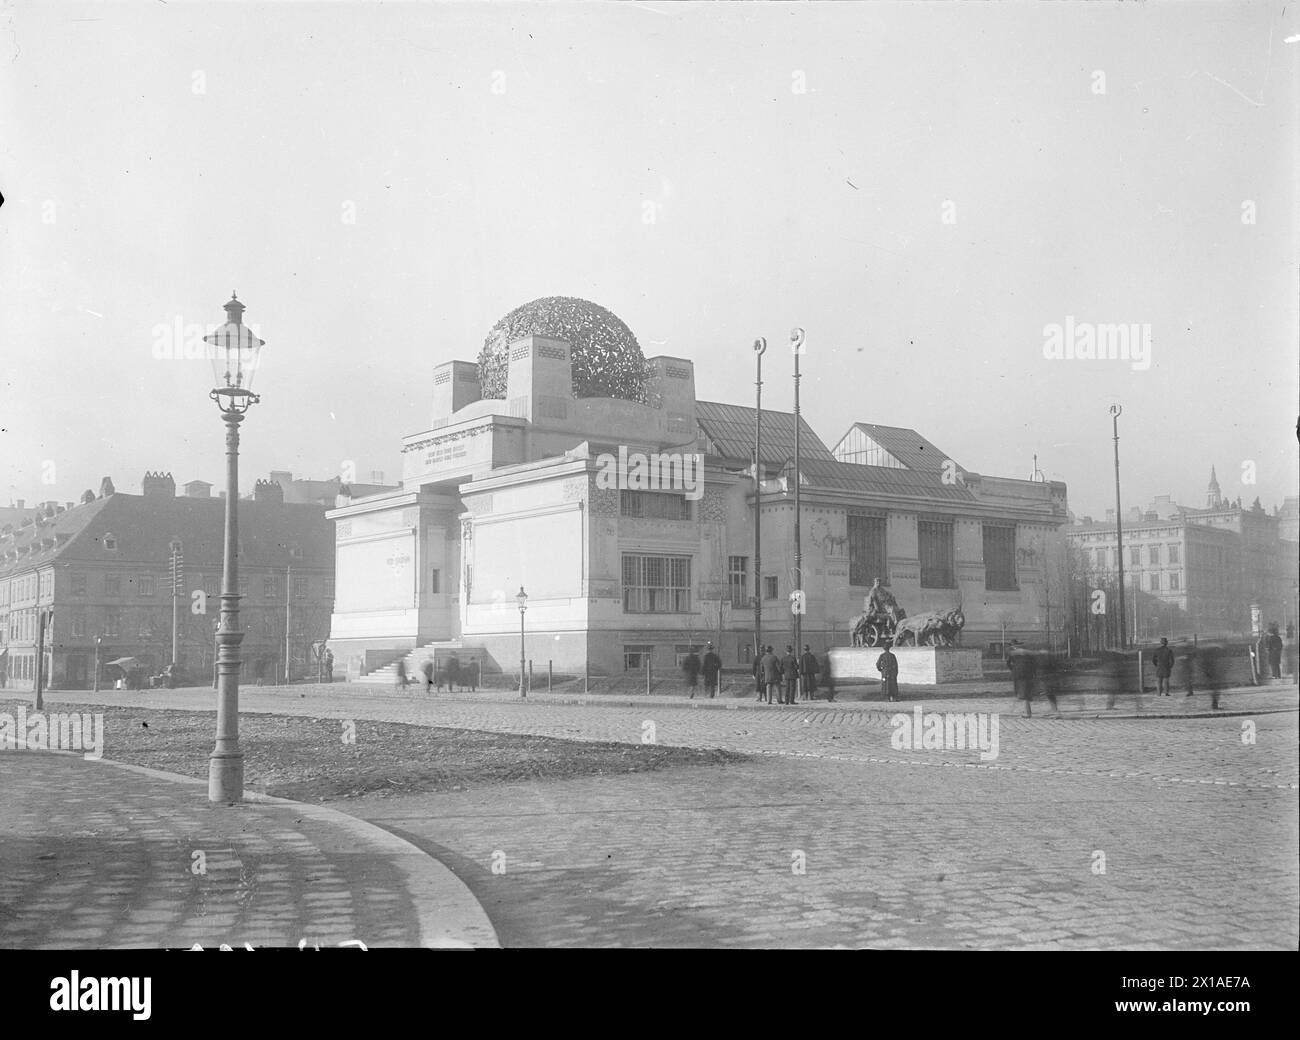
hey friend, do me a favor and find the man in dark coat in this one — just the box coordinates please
[683,648,702,698]
[821,648,836,702]
[799,644,820,700]
[1007,645,1037,717]
[753,651,764,700]
[1151,638,1175,696]
[420,657,434,694]
[781,646,800,704]
[1264,624,1283,679]
[876,644,900,702]
[701,643,722,698]
[761,646,782,704]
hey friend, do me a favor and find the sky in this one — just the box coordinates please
[2,0,1297,520]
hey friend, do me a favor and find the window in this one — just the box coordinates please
[430,569,441,595]
[293,576,308,600]
[103,533,117,551]
[622,554,691,613]
[72,613,86,638]
[103,609,120,637]
[105,574,121,597]
[263,613,275,636]
[1169,573,1180,590]
[238,575,249,596]
[139,575,155,597]
[139,615,155,639]
[919,520,955,589]
[1129,546,1141,566]
[203,576,218,598]
[264,576,278,600]
[1148,545,1160,566]
[1097,548,1109,571]
[674,644,704,668]
[848,514,887,587]
[71,573,86,596]
[623,645,653,671]
[764,575,778,600]
[983,524,1017,591]
[620,490,690,521]
[1147,572,1159,591]
[727,556,748,608]
[1168,544,1180,565]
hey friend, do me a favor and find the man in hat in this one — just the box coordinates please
[701,642,722,698]
[781,645,800,704]
[1151,637,1174,696]
[799,644,820,700]
[760,645,782,704]
[876,642,900,702]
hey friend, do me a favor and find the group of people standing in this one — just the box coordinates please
[681,643,724,698]
[749,644,827,704]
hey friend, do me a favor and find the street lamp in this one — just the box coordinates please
[204,292,265,804]
[516,586,528,698]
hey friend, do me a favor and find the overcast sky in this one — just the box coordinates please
[2,1,1296,519]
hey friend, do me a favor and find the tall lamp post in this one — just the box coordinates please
[516,586,528,698]
[790,328,805,673]
[752,337,766,662]
[1110,404,1127,650]
[204,292,265,804]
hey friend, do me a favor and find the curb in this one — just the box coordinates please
[62,752,500,950]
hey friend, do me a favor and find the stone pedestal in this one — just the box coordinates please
[829,646,984,685]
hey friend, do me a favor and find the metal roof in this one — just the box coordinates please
[836,422,957,473]
[793,459,977,502]
[695,400,836,465]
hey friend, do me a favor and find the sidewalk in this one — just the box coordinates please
[0,751,498,950]
[194,677,1299,721]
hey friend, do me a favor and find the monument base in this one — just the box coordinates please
[829,646,984,685]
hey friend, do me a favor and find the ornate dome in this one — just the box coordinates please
[477,296,649,403]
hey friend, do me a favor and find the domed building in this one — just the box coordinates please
[327,299,1070,683]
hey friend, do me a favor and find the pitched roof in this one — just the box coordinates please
[0,493,333,578]
[834,422,958,473]
[792,459,977,502]
[695,400,836,466]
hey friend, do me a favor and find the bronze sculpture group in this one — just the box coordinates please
[849,578,965,648]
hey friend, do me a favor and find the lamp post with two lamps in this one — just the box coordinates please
[516,586,528,698]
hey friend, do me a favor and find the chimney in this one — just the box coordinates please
[142,471,176,498]
[253,478,284,504]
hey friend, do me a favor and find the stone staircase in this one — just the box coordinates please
[357,640,487,685]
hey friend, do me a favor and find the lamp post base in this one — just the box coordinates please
[208,752,244,804]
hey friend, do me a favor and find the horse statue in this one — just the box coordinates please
[850,605,907,647]
[892,611,945,647]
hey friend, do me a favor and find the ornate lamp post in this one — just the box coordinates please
[1110,404,1127,650]
[204,292,265,804]
[791,328,805,671]
[516,586,528,698]
[752,337,766,662]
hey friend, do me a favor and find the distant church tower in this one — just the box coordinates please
[1206,465,1223,509]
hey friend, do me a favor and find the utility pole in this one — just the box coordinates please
[752,337,766,661]
[285,563,292,684]
[791,328,805,680]
[1110,405,1127,650]
[170,540,183,666]
[34,608,51,711]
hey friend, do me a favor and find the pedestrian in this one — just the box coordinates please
[395,658,409,689]
[1040,652,1062,715]
[420,657,434,694]
[876,643,900,702]
[781,645,799,704]
[752,651,765,701]
[1181,643,1221,708]
[701,643,722,699]
[761,645,782,704]
[799,644,820,700]
[821,647,836,702]
[1264,623,1283,679]
[683,647,701,698]
[1007,644,1037,717]
[445,652,461,693]
[1150,638,1174,696]
[323,648,334,683]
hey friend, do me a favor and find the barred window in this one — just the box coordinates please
[848,515,887,587]
[727,556,748,608]
[983,524,1017,591]
[620,490,690,521]
[622,554,691,613]
[919,520,955,589]
[623,645,653,670]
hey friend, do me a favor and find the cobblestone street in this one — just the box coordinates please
[37,684,1300,948]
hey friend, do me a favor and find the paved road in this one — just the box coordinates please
[42,683,1300,949]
